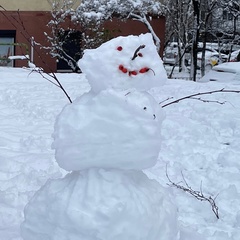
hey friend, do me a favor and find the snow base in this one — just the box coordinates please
[21,169,179,240]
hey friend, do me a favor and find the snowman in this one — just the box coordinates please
[21,33,180,240]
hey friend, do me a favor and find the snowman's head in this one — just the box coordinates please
[78,33,167,92]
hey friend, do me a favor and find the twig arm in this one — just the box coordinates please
[161,88,240,108]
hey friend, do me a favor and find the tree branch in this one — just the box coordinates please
[161,88,240,108]
[0,7,72,103]
[131,45,145,60]
[166,167,219,219]
[130,13,161,52]
[190,97,226,105]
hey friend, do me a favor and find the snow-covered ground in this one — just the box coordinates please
[1,66,240,240]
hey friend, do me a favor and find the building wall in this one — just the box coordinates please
[1,0,82,11]
[104,17,166,56]
[1,0,164,11]
[0,9,165,72]
[0,0,51,11]
[0,11,57,70]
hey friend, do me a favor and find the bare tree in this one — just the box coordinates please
[163,0,193,72]
[190,0,200,82]
[199,0,218,77]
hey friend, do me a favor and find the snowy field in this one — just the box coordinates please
[1,66,240,240]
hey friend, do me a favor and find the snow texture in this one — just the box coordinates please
[75,0,164,23]
[52,89,164,171]
[21,169,179,240]
[78,33,167,93]
[1,64,240,240]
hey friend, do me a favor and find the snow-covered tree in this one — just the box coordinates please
[44,0,81,72]
[72,0,166,52]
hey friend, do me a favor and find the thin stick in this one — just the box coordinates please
[161,88,240,108]
[166,166,220,219]
[132,45,145,60]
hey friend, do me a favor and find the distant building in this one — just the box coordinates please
[212,4,240,44]
[0,0,78,71]
[0,0,165,72]
[221,9,240,35]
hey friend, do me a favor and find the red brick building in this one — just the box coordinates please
[0,0,165,72]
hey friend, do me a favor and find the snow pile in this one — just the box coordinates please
[2,61,240,240]
[21,34,180,240]
[21,169,178,240]
[53,89,164,171]
[78,33,167,92]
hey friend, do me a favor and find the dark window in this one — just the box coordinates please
[223,10,227,20]
[0,30,16,67]
[228,13,233,20]
[57,31,82,72]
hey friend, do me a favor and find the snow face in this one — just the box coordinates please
[78,33,167,92]
[52,89,164,171]
[21,169,179,240]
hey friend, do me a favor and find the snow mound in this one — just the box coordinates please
[78,33,167,93]
[21,169,179,240]
[52,89,164,171]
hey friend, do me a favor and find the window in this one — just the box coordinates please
[222,10,235,21]
[57,30,82,72]
[228,13,233,20]
[0,30,16,67]
[223,11,227,20]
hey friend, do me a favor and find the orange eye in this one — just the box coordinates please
[117,46,123,51]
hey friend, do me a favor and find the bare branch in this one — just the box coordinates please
[0,8,72,103]
[190,97,227,105]
[27,69,59,87]
[161,88,240,108]
[130,13,161,52]
[166,167,219,219]
[159,97,174,105]
[131,45,145,60]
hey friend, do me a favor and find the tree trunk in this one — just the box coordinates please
[191,0,200,82]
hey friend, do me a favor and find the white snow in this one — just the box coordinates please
[21,169,179,240]
[8,55,29,60]
[200,62,240,82]
[52,89,164,171]
[212,62,240,74]
[27,61,36,69]
[0,36,240,240]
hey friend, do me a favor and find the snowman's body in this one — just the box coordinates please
[21,34,180,240]
[53,89,164,171]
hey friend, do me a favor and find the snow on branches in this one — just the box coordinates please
[74,0,165,22]
[73,0,166,52]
